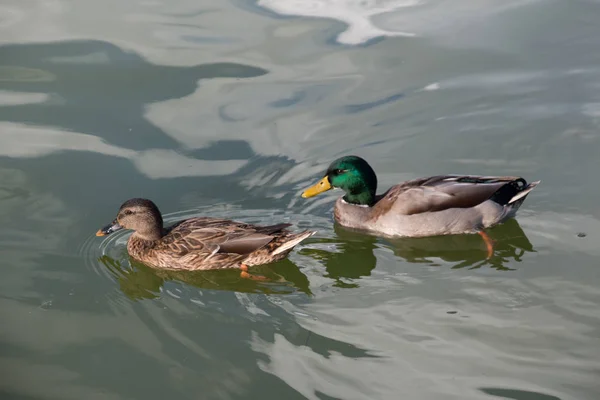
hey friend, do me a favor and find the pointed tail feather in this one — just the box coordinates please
[271,230,316,256]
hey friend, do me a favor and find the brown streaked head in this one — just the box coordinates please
[96,198,163,240]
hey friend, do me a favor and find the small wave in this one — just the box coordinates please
[78,224,130,284]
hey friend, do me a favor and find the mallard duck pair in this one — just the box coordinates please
[97,155,539,273]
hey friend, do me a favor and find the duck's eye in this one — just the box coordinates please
[333,169,345,175]
[123,210,134,216]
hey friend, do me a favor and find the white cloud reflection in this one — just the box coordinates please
[0,90,49,106]
[259,0,543,46]
[259,0,418,44]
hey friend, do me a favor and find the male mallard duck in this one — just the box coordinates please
[301,156,539,257]
[96,198,315,277]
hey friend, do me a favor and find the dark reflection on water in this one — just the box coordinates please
[300,224,377,288]
[0,40,268,149]
[344,91,405,114]
[480,388,562,400]
[301,218,535,288]
[99,255,312,300]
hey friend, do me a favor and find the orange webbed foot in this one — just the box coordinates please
[477,231,495,259]
[239,264,268,281]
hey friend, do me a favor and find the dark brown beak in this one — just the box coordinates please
[96,221,123,237]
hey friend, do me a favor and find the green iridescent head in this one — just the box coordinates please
[301,156,378,206]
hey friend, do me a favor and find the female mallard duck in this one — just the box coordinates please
[301,156,539,257]
[96,198,315,276]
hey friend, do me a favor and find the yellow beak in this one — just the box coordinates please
[301,176,332,198]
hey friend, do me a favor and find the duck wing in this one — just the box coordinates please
[159,217,284,257]
[375,175,527,216]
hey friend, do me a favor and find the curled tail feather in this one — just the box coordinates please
[508,180,541,206]
[489,178,540,207]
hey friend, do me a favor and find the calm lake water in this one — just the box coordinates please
[1,0,599,399]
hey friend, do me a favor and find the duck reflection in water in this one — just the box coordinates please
[298,224,378,288]
[98,255,311,301]
[300,218,534,288]
[100,218,534,299]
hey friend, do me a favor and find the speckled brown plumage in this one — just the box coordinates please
[97,198,315,271]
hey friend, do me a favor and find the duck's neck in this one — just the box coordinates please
[337,167,378,206]
[343,190,376,207]
[132,229,163,243]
